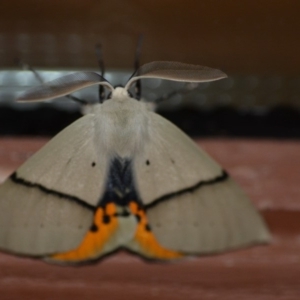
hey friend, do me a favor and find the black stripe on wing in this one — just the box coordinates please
[10,172,95,211]
[145,170,229,210]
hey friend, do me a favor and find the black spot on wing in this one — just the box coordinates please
[114,209,131,218]
[145,223,151,231]
[102,215,111,224]
[146,160,150,165]
[90,223,98,232]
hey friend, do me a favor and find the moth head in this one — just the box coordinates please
[109,87,133,101]
[17,62,227,103]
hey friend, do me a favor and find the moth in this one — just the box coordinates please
[0,61,271,264]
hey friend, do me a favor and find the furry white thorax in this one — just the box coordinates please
[92,87,150,158]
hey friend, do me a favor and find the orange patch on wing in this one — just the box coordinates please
[50,203,118,263]
[129,202,183,260]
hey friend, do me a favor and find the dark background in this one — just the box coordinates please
[0,0,299,137]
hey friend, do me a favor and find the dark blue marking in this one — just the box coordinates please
[98,157,143,208]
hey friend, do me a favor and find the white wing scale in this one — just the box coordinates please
[134,113,271,254]
[134,113,223,205]
[0,114,109,255]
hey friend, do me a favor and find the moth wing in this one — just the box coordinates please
[125,61,227,89]
[0,114,108,255]
[134,113,271,254]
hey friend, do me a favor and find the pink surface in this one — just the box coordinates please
[0,137,299,299]
[0,238,299,300]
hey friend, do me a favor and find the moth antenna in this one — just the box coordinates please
[95,43,106,103]
[16,58,88,105]
[16,58,44,84]
[133,34,144,100]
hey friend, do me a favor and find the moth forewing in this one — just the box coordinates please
[132,112,271,253]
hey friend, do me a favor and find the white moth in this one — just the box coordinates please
[0,61,271,264]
